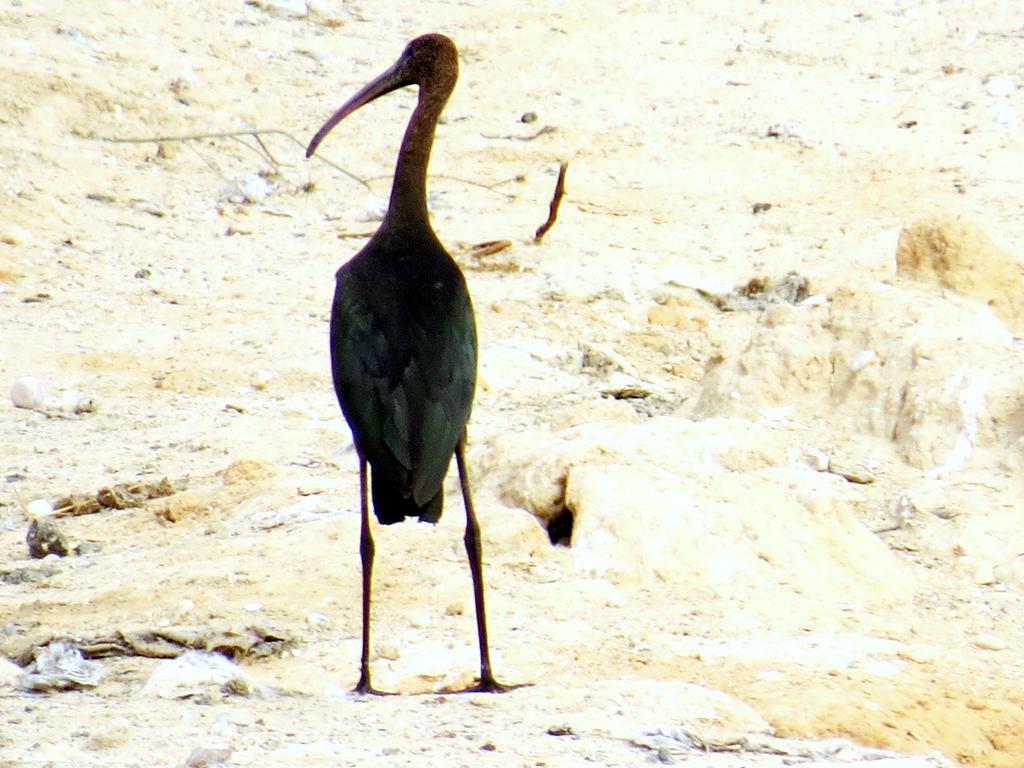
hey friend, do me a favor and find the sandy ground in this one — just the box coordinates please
[3,1,1024,766]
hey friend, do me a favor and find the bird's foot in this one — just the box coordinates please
[353,674,394,696]
[461,675,530,694]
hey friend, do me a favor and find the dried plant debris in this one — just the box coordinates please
[26,517,71,558]
[17,641,106,692]
[664,272,811,313]
[51,477,184,517]
[628,726,955,766]
[457,239,525,273]
[14,626,292,666]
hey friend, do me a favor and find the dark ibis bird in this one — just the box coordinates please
[306,33,510,694]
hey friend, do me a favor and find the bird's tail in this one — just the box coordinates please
[370,470,443,525]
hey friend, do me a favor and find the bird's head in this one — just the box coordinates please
[306,33,459,159]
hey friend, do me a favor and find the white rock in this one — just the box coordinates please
[26,498,53,516]
[251,370,273,390]
[141,651,262,698]
[851,349,877,371]
[10,376,45,409]
[230,173,271,204]
[1,225,28,245]
[985,77,1016,97]
[802,446,830,472]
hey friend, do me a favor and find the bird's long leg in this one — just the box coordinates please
[456,435,512,693]
[354,455,386,695]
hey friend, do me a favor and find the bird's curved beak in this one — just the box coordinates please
[306,57,411,159]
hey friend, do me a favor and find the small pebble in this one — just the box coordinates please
[375,641,401,661]
[230,173,271,204]
[520,111,538,124]
[803,447,830,472]
[851,349,877,371]
[26,498,53,516]
[985,76,1016,97]
[251,370,273,390]
[973,562,997,585]
[242,601,263,613]
[897,645,939,665]
[1,225,28,245]
[974,633,1006,651]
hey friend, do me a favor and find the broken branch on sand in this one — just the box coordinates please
[534,160,569,243]
[89,128,369,188]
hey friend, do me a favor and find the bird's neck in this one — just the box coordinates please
[384,97,443,234]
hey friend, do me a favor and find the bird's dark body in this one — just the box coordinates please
[306,32,512,694]
[330,224,477,525]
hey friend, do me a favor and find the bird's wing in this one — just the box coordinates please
[330,266,476,508]
[405,291,476,505]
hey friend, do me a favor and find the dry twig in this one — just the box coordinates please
[534,161,569,243]
[90,128,369,188]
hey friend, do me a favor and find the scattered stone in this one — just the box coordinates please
[251,370,273,390]
[1,225,28,245]
[898,645,940,665]
[26,517,70,558]
[974,633,1006,651]
[984,77,1016,97]
[26,498,53,516]
[973,562,997,585]
[141,650,264,698]
[827,459,877,484]
[376,641,401,661]
[228,173,272,204]
[803,447,831,472]
[186,746,233,768]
